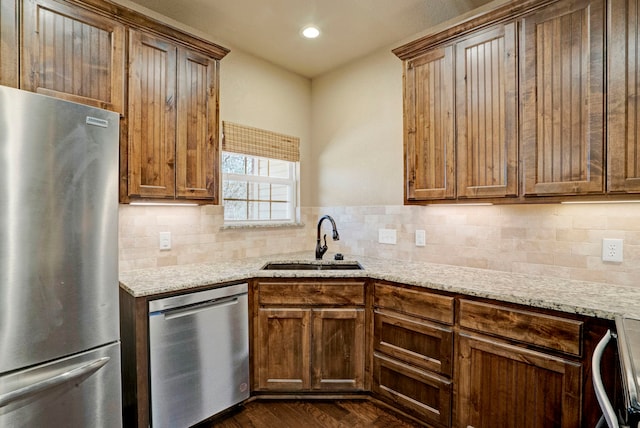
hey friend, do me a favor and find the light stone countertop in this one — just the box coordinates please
[119,252,640,320]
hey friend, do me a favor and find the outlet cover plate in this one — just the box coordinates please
[415,230,426,246]
[602,238,623,262]
[378,229,397,245]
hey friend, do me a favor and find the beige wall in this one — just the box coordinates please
[310,50,404,206]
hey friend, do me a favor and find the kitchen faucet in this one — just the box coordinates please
[316,215,339,259]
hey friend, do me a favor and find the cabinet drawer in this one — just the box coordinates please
[258,281,365,306]
[373,353,452,428]
[374,309,453,376]
[374,283,454,324]
[458,299,583,356]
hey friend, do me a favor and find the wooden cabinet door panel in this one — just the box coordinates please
[259,280,365,306]
[0,0,18,87]
[374,309,453,376]
[374,282,454,325]
[405,46,455,201]
[374,353,452,428]
[520,0,605,196]
[176,49,218,200]
[608,0,640,192]
[256,308,311,391]
[128,29,176,199]
[21,0,124,112]
[458,299,583,356]
[311,308,365,391]
[457,333,582,428]
[456,23,518,198]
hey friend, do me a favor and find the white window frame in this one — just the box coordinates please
[221,151,298,225]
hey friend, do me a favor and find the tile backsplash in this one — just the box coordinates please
[119,203,640,287]
[118,205,316,271]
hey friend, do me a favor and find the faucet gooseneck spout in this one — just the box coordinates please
[315,215,339,260]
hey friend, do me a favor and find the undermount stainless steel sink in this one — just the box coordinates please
[261,261,363,271]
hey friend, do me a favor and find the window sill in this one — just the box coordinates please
[221,222,305,231]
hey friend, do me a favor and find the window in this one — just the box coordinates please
[221,122,299,224]
[222,152,297,222]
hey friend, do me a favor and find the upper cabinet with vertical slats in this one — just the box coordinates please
[405,46,455,201]
[21,0,125,113]
[520,0,605,196]
[127,29,220,202]
[395,0,636,204]
[608,0,640,193]
[9,0,229,204]
[0,0,19,87]
[456,23,518,199]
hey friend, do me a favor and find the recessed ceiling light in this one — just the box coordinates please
[301,26,320,39]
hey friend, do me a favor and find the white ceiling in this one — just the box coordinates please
[126,0,494,78]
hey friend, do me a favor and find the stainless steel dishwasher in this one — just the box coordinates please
[148,283,249,428]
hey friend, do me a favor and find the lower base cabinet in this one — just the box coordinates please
[253,279,367,393]
[456,332,582,428]
[372,282,455,427]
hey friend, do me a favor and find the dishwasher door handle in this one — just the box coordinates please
[161,296,241,321]
[593,329,620,428]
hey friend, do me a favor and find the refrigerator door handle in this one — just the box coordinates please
[0,357,110,408]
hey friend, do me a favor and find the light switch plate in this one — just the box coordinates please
[602,238,623,262]
[159,231,172,251]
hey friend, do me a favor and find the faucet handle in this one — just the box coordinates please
[318,234,328,257]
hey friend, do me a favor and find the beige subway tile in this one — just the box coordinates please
[157,255,178,267]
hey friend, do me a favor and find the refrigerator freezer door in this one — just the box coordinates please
[0,341,122,427]
[0,86,120,374]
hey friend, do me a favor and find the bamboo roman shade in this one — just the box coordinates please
[222,121,300,162]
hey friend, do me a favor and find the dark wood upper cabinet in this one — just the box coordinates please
[520,0,605,197]
[0,0,18,87]
[4,0,229,204]
[455,23,518,199]
[21,0,125,113]
[395,0,635,204]
[404,45,455,201]
[127,30,177,199]
[127,29,219,202]
[608,0,640,193]
[176,49,219,200]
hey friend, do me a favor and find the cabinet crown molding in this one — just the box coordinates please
[65,0,230,59]
[392,0,558,60]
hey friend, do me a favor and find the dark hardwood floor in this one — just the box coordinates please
[201,399,422,428]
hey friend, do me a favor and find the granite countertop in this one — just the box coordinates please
[119,252,640,320]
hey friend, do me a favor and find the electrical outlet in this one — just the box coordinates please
[378,229,397,245]
[602,238,623,262]
[159,231,172,251]
[415,230,426,246]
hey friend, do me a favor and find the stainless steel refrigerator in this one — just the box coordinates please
[0,86,122,427]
